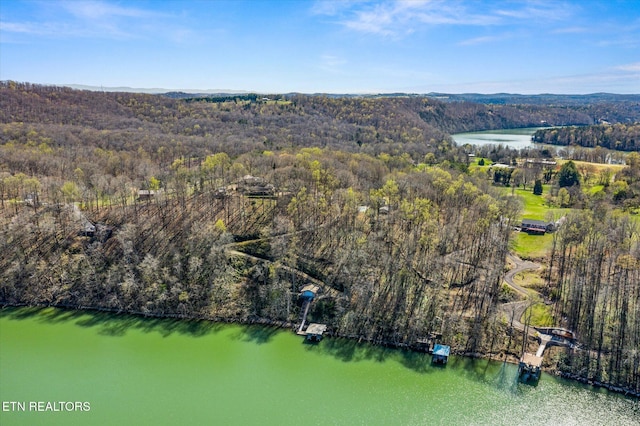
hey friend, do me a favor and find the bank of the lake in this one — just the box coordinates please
[1,307,638,426]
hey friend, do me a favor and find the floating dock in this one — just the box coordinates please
[304,323,327,342]
[519,352,543,382]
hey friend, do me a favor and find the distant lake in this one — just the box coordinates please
[452,128,546,150]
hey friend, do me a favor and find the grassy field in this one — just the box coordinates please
[557,159,626,174]
[499,185,571,259]
[513,269,547,292]
[503,186,572,220]
[511,232,554,260]
[497,186,559,259]
[521,303,555,327]
[588,184,605,195]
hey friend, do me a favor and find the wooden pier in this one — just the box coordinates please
[297,298,312,334]
[297,284,320,334]
[296,285,327,342]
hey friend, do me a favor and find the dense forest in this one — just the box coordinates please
[3,81,639,159]
[0,152,518,345]
[542,210,640,391]
[533,123,640,151]
[1,82,638,394]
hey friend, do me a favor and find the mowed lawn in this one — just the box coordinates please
[511,232,554,260]
[504,185,572,220]
[502,185,570,260]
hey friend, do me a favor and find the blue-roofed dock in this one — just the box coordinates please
[296,285,327,341]
[432,344,450,365]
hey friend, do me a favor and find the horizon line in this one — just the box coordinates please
[2,80,639,97]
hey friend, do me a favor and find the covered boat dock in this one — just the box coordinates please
[431,344,450,364]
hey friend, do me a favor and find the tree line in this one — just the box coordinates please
[533,123,640,151]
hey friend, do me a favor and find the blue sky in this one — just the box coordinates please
[1,0,639,94]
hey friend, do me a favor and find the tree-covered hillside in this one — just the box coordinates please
[533,123,640,151]
[3,81,636,161]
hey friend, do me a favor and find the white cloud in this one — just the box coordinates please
[311,0,365,16]
[458,35,503,46]
[1,20,102,38]
[552,26,589,34]
[60,0,162,19]
[339,0,499,36]
[0,21,40,34]
[495,1,572,21]
[615,62,640,72]
[320,0,576,37]
[1,0,184,41]
[596,35,640,49]
[343,4,396,35]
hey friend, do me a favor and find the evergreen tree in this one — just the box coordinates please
[557,160,580,187]
[533,179,543,195]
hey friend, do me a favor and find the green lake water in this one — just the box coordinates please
[0,307,638,425]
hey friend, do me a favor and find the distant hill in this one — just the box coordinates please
[426,92,640,106]
[1,81,638,160]
[56,83,640,106]
[64,84,250,96]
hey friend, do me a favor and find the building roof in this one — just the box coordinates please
[301,290,315,299]
[521,218,550,227]
[433,344,450,357]
[525,159,557,166]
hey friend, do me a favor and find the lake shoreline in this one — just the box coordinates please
[3,302,639,400]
